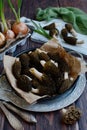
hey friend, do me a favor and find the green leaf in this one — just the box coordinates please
[31,20,52,39]
[0,0,4,14]
[31,20,40,29]
[8,0,19,22]
[18,0,22,9]
[18,0,22,20]
[8,0,15,11]
[0,0,8,31]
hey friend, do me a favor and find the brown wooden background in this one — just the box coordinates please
[0,0,87,130]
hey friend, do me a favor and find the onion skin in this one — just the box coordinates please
[4,29,15,40]
[12,22,29,35]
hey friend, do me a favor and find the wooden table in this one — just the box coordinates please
[0,0,87,130]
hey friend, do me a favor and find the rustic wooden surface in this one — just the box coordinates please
[0,0,87,130]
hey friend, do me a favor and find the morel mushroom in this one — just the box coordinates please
[61,28,68,37]
[63,36,84,45]
[43,23,59,37]
[39,52,50,61]
[43,23,56,30]
[65,23,77,37]
[61,106,81,125]
[58,78,72,94]
[29,50,42,70]
[40,60,59,77]
[29,68,56,94]
[19,53,30,69]
[12,60,21,78]
[29,68,54,83]
[36,49,50,61]
[17,75,32,92]
[32,79,56,96]
[48,52,70,72]
[49,28,59,37]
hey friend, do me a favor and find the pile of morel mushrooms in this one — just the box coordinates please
[3,38,81,104]
[0,0,30,52]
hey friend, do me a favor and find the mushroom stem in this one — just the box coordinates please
[64,72,69,80]
[40,60,46,67]
[36,48,47,54]
[65,23,77,37]
[24,75,32,81]
[50,60,58,67]
[40,60,58,67]
[70,28,77,37]
[61,108,67,114]
[76,40,84,44]
[31,88,39,94]
[29,68,42,80]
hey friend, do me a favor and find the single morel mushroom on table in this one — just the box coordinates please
[43,23,56,30]
[61,106,82,125]
[49,28,59,37]
[43,23,59,38]
[63,36,84,45]
[65,23,77,37]
[61,28,68,38]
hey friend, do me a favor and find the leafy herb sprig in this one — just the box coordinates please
[8,0,22,23]
[0,0,8,32]
[31,20,52,40]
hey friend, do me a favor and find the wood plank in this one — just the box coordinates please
[4,0,18,19]
[59,0,87,13]
[0,111,5,130]
[21,0,59,19]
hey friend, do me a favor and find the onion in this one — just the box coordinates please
[12,22,28,35]
[0,32,6,48]
[4,29,15,40]
[8,0,29,35]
